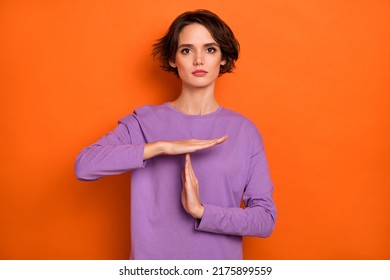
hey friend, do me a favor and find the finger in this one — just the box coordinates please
[186,154,193,176]
[185,157,197,194]
[184,154,191,186]
[187,155,198,189]
[189,140,216,148]
[190,140,219,151]
[187,154,195,176]
[194,135,227,148]
[215,135,228,144]
[181,170,185,184]
[169,137,228,155]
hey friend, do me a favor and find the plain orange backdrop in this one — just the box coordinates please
[0,0,389,259]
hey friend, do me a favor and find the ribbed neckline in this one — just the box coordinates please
[164,102,223,119]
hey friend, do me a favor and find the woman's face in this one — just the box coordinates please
[170,23,226,90]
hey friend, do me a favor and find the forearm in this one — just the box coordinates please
[76,140,178,180]
[76,135,227,181]
[195,199,276,237]
[75,143,145,181]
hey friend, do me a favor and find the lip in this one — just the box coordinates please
[192,69,208,77]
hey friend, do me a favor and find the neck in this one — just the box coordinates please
[171,84,219,115]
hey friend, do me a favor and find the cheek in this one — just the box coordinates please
[175,57,189,70]
[212,61,222,74]
[176,62,187,73]
[176,64,191,81]
[212,56,223,68]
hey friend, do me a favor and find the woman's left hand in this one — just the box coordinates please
[181,153,204,219]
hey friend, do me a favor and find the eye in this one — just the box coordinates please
[180,48,191,54]
[206,47,217,53]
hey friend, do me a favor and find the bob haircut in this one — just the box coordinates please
[152,9,240,77]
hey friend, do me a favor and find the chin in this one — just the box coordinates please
[183,77,218,88]
[186,82,214,89]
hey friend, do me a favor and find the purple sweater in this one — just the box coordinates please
[75,103,276,259]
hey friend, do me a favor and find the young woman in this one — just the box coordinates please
[75,9,276,260]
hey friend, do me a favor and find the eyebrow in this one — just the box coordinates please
[178,42,219,49]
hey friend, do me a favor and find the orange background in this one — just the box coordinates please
[1,0,389,259]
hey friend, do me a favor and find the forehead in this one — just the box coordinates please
[178,23,216,44]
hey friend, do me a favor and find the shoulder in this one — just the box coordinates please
[118,103,172,129]
[134,103,170,117]
[220,107,260,134]
[221,107,264,152]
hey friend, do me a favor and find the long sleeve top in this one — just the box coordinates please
[75,103,276,260]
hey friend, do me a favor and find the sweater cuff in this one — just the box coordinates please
[128,143,147,169]
[194,203,219,232]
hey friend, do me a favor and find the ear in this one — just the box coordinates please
[169,60,177,68]
[220,58,227,66]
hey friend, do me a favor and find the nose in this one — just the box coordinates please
[193,52,204,66]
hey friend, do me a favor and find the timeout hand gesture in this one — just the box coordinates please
[143,135,227,160]
[143,135,228,218]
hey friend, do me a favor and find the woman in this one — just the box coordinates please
[75,9,276,260]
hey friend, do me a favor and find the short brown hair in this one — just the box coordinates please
[152,9,240,76]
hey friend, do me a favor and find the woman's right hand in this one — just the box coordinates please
[143,135,227,160]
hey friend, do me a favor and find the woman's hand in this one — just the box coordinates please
[143,135,227,160]
[143,136,227,219]
[181,153,204,219]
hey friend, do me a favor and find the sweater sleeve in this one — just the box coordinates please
[75,115,146,181]
[195,129,276,238]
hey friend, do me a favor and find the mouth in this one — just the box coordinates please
[192,69,208,77]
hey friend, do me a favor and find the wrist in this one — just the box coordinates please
[157,141,168,155]
[193,204,204,219]
[143,141,165,160]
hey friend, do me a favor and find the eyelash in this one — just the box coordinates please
[181,48,191,54]
[180,47,217,54]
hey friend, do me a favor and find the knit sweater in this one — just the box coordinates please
[75,103,276,259]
